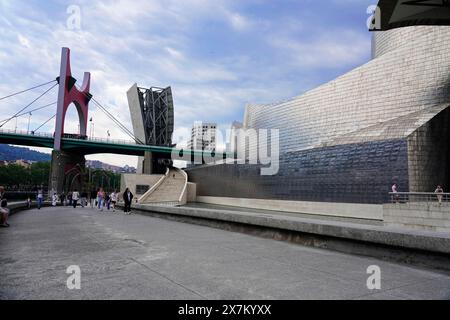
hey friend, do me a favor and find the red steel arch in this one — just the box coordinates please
[54,47,91,150]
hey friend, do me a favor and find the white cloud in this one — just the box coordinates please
[226,11,252,31]
[268,29,370,69]
[17,34,30,48]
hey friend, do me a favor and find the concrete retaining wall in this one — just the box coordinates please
[120,173,163,197]
[384,203,450,232]
[196,196,383,220]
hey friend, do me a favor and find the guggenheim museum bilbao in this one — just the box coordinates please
[186,26,450,206]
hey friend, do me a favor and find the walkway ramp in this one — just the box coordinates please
[138,167,187,206]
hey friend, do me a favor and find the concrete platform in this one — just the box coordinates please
[131,202,450,271]
[1,206,450,300]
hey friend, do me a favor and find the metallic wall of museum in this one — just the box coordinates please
[188,139,409,204]
[372,26,450,58]
[244,26,450,155]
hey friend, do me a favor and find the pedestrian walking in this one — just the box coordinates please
[105,193,111,211]
[97,188,105,211]
[37,188,44,210]
[72,189,80,208]
[110,190,117,212]
[60,192,66,206]
[435,185,444,205]
[391,183,399,203]
[90,189,97,208]
[81,191,88,208]
[27,195,32,209]
[67,193,72,206]
[52,193,58,206]
[123,187,133,215]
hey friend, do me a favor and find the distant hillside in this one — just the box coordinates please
[0,144,51,162]
[0,144,136,173]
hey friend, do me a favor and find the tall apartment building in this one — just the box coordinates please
[188,121,217,151]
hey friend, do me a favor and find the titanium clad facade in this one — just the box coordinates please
[188,139,409,204]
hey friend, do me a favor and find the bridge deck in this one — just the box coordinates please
[1,206,449,299]
[0,130,228,157]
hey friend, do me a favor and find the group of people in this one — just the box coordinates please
[54,190,90,209]
[47,187,134,214]
[90,188,118,212]
[0,185,136,229]
[391,183,446,204]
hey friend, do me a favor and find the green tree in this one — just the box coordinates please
[0,164,28,187]
[29,162,50,187]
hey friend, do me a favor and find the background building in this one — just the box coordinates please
[226,121,243,157]
[188,121,217,152]
[187,26,450,205]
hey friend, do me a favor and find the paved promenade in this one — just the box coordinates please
[1,206,449,300]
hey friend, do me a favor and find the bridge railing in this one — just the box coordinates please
[388,192,450,204]
[83,136,140,146]
[0,128,53,138]
[0,128,140,145]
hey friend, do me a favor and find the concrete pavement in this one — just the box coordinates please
[1,206,450,300]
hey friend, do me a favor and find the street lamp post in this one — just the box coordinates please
[89,117,94,139]
[27,113,32,134]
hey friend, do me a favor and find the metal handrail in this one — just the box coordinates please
[178,168,188,204]
[137,167,169,203]
[388,192,450,204]
[0,128,53,138]
[0,128,139,145]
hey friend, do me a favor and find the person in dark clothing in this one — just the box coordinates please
[67,193,72,206]
[105,193,110,211]
[123,187,134,215]
[90,189,97,208]
[80,191,88,208]
[60,192,66,206]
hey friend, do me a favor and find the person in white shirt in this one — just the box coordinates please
[110,191,117,212]
[72,189,80,208]
[435,185,444,205]
[52,193,58,206]
[391,183,399,203]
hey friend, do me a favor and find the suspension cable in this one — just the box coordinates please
[91,97,145,144]
[33,114,56,133]
[0,79,57,102]
[0,83,58,128]
[0,101,57,124]
[75,84,144,144]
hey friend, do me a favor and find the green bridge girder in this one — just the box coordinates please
[0,131,231,158]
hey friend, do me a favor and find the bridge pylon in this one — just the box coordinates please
[49,48,92,195]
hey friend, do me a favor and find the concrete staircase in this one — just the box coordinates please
[138,167,188,206]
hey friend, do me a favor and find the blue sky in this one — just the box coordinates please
[0,0,375,166]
